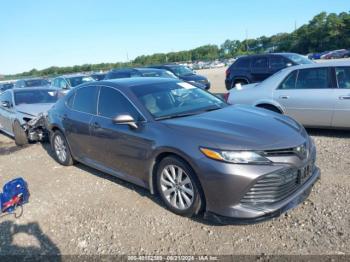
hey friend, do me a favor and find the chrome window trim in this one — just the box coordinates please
[64,84,147,122]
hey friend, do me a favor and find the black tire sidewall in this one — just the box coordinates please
[156,156,203,217]
[51,130,73,166]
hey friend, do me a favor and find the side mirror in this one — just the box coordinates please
[1,101,11,108]
[112,114,138,129]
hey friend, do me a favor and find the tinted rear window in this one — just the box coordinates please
[233,57,250,68]
[72,86,98,114]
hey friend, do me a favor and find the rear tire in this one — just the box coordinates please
[156,156,204,217]
[13,120,28,146]
[51,130,74,166]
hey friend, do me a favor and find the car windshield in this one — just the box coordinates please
[283,54,313,65]
[24,79,50,87]
[168,66,194,77]
[14,90,59,105]
[132,81,226,119]
[67,76,94,87]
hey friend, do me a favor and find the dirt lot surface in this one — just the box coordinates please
[0,68,349,256]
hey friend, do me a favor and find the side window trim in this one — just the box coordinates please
[277,70,298,90]
[97,85,147,122]
[66,85,99,116]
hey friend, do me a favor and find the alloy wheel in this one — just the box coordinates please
[54,135,67,163]
[160,165,194,210]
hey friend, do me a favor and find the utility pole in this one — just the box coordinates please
[245,29,248,51]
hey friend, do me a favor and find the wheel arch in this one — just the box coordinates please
[254,99,285,114]
[148,148,203,194]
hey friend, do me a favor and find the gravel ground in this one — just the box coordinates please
[0,67,349,257]
[0,128,349,256]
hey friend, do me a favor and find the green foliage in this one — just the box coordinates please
[5,11,350,80]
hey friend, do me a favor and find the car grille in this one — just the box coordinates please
[240,168,303,206]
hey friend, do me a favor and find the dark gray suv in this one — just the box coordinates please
[47,78,320,222]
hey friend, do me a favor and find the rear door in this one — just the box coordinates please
[332,66,350,128]
[251,56,269,82]
[273,67,336,127]
[64,85,99,160]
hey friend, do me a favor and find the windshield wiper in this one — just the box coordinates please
[155,112,199,121]
[155,106,222,121]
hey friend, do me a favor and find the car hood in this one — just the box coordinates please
[16,103,55,117]
[179,74,208,82]
[162,105,306,151]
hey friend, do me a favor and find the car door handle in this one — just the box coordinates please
[279,96,289,99]
[91,122,101,129]
[339,96,350,100]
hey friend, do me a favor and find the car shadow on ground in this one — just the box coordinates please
[40,142,231,226]
[0,133,30,156]
[0,220,61,259]
[306,128,350,138]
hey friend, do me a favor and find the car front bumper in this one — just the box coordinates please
[196,153,320,222]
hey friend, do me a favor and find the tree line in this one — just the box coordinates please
[5,11,350,79]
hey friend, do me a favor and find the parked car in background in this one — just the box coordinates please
[308,51,330,60]
[0,88,59,145]
[51,74,94,93]
[15,78,50,88]
[226,61,350,129]
[225,53,314,90]
[149,64,211,90]
[0,82,14,93]
[47,77,319,221]
[323,49,349,59]
[104,68,207,89]
[90,72,107,81]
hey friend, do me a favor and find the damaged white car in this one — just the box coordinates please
[0,88,59,145]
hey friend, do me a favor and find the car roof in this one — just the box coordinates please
[17,77,48,81]
[12,87,60,92]
[283,60,350,71]
[134,68,168,72]
[57,74,91,78]
[95,77,179,89]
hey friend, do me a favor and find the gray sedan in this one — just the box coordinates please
[46,78,320,222]
[0,88,59,145]
[227,61,350,129]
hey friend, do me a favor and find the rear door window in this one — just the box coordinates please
[335,67,350,89]
[296,68,331,89]
[72,86,98,114]
[234,57,251,69]
[252,57,268,70]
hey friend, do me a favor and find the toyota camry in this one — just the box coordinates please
[46,78,320,222]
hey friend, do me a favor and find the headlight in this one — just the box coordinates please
[200,148,271,164]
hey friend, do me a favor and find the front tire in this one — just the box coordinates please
[13,120,28,146]
[51,130,74,166]
[156,156,204,217]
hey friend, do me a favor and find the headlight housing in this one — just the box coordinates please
[200,148,271,164]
